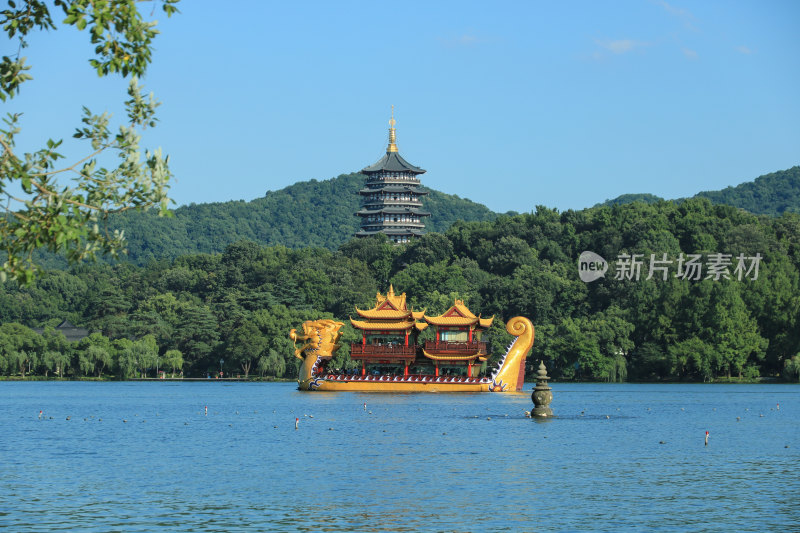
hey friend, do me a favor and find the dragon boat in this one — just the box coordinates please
[290,287,534,392]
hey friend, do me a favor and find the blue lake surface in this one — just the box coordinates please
[1,382,798,532]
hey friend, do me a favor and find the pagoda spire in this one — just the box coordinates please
[387,105,398,153]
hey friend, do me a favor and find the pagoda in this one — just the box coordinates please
[422,300,494,378]
[349,285,428,376]
[355,108,430,244]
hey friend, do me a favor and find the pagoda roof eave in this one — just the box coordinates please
[355,228,427,236]
[356,207,431,216]
[362,152,425,174]
[359,186,428,194]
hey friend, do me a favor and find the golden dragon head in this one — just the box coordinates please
[290,319,344,360]
[291,319,344,390]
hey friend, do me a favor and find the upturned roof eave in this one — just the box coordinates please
[361,151,426,174]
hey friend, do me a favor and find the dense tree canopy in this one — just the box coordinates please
[695,166,800,216]
[1,197,798,382]
[600,167,800,216]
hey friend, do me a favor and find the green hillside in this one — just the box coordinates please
[695,166,800,216]
[597,193,665,207]
[109,172,500,265]
[599,166,800,214]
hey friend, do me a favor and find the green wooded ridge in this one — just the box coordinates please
[4,167,800,382]
[108,173,504,265]
[107,165,800,264]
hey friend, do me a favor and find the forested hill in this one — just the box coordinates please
[694,166,800,216]
[597,166,800,214]
[597,193,665,207]
[6,198,800,383]
[110,172,501,265]
[112,166,799,265]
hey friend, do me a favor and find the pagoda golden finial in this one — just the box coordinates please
[387,105,398,153]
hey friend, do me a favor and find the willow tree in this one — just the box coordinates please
[0,0,179,284]
[162,348,183,377]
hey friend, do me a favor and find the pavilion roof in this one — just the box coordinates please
[351,286,428,331]
[32,319,90,343]
[352,309,426,320]
[355,308,411,320]
[423,300,494,329]
[349,318,428,332]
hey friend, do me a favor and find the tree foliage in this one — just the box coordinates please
[695,166,800,216]
[0,193,798,382]
[91,173,500,266]
[0,0,179,283]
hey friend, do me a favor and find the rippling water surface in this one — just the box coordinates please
[1,382,798,532]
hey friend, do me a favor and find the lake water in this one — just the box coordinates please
[1,382,798,532]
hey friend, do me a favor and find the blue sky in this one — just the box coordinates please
[10,0,800,213]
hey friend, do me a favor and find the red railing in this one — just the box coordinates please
[350,344,417,357]
[318,373,490,383]
[423,341,487,353]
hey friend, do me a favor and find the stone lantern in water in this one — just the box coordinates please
[531,361,553,418]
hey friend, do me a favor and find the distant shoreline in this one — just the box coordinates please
[0,376,296,383]
[0,376,791,384]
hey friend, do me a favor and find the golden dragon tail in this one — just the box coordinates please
[489,316,535,392]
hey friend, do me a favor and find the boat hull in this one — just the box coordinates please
[301,375,503,392]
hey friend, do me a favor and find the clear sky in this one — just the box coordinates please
[9,0,800,213]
